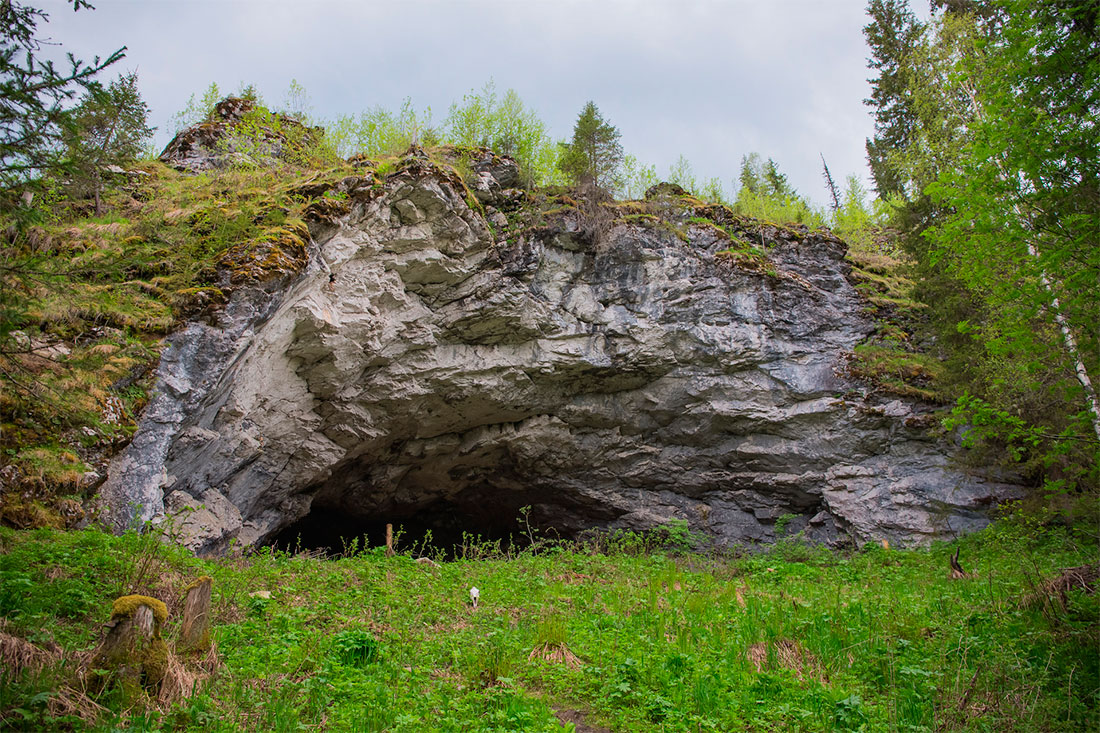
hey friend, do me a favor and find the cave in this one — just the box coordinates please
[267,486,572,558]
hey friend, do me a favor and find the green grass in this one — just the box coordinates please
[0,513,1096,731]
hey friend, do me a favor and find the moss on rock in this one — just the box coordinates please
[218,220,309,285]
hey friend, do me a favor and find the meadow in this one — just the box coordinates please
[0,508,1096,731]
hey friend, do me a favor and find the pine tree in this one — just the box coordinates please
[62,71,154,215]
[0,0,123,209]
[559,101,623,190]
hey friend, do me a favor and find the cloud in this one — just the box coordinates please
[39,0,877,205]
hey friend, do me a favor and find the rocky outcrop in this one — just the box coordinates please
[159,97,323,172]
[99,146,1022,555]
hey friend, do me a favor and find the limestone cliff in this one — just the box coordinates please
[98,133,1021,555]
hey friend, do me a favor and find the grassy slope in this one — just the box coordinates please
[1,160,359,527]
[0,516,1096,732]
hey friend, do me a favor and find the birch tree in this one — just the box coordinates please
[913,0,1100,443]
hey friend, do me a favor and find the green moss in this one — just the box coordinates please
[111,594,168,625]
[847,344,947,403]
[218,220,309,285]
[183,575,213,594]
[143,637,169,685]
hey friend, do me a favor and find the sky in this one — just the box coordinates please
[37,0,893,207]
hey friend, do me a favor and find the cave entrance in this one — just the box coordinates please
[267,496,546,559]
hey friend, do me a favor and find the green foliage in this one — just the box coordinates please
[734,153,825,226]
[220,100,334,169]
[325,97,439,158]
[558,101,623,190]
[61,71,155,214]
[331,629,381,667]
[0,0,124,208]
[443,80,563,187]
[278,78,313,124]
[831,174,894,253]
[169,82,223,134]
[861,0,1100,489]
[0,517,1097,730]
[617,154,658,199]
[734,186,826,227]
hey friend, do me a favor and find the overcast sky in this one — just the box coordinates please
[38,0,895,206]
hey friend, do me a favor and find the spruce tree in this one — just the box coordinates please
[863,0,923,199]
[63,71,154,214]
[763,158,794,199]
[820,154,841,214]
[559,101,623,190]
[0,0,123,209]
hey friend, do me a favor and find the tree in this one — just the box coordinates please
[559,101,623,190]
[0,0,124,209]
[738,153,763,194]
[919,0,1100,443]
[863,0,1100,485]
[738,153,796,200]
[863,0,924,199]
[763,158,794,199]
[444,80,561,186]
[63,71,154,215]
[821,154,841,214]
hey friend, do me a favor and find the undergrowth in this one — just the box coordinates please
[0,512,1096,731]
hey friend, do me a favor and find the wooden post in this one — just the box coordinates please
[89,595,169,699]
[385,523,394,557]
[178,576,213,653]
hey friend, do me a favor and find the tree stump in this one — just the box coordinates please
[949,548,973,579]
[88,595,169,700]
[178,576,213,653]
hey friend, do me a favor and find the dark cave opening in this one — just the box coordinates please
[267,495,557,559]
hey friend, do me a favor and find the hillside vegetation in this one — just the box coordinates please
[0,514,1097,731]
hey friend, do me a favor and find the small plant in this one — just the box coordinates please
[774,513,797,538]
[331,629,380,668]
[471,631,514,687]
[656,518,702,554]
[528,609,582,668]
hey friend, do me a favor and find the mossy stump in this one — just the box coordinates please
[88,595,169,700]
[178,576,213,653]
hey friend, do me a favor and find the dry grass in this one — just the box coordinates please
[529,641,584,669]
[0,631,60,676]
[45,684,108,725]
[746,639,827,683]
[1021,564,1099,611]
[0,638,106,726]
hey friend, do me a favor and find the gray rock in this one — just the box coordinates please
[98,153,1025,554]
[159,96,323,173]
[163,489,242,556]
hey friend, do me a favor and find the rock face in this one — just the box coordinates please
[99,147,1022,555]
[159,97,323,172]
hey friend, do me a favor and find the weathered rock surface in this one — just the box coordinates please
[99,147,1023,554]
[158,97,323,172]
